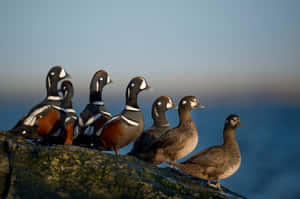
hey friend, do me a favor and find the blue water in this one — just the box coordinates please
[1,101,300,199]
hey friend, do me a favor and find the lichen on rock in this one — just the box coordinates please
[0,131,246,199]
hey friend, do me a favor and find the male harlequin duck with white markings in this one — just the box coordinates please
[10,66,70,140]
[59,80,78,145]
[169,114,242,192]
[41,80,77,145]
[73,70,112,146]
[92,77,150,155]
[139,96,204,165]
[128,96,176,157]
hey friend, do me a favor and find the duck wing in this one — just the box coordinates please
[184,146,226,167]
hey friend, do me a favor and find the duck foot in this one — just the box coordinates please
[207,180,223,192]
[168,161,177,169]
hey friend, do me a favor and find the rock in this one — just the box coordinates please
[0,131,246,199]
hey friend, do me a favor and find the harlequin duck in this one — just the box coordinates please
[42,80,78,145]
[128,96,176,157]
[10,66,70,139]
[93,76,150,155]
[139,96,204,165]
[170,114,242,191]
[73,70,112,146]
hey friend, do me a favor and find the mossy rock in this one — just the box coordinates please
[0,131,246,199]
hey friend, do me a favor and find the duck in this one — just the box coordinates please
[138,96,204,165]
[170,114,242,191]
[92,76,150,155]
[73,70,112,146]
[10,66,70,140]
[128,96,176,157]
[40,80,78,145]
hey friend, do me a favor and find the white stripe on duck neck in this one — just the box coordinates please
[52,105,65,111]
[100,111,112,117]
[92,101,104,106]
[65,108,76,113]
[125,105,141,111]
[48,96,62,100]
[121,115,139,126]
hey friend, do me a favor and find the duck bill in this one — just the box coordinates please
[144,85,152,91]
[195,104,205,109]
[107,76,113,84]
[107,79,113,84]
[65,72,71,79]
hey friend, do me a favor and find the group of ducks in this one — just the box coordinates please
[10,66,242,191]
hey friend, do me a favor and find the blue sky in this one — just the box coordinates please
[0,0,299,105]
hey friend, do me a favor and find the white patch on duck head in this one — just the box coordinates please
[166,102,173,109]
[157,101,162,106]
[182,100,187,105]
[139,78,147,90]
[59,68,66,78]
[96,81,99,92]
[230,117,240,126]
[153,106,159,117]
[107,75,111,84]
[50,72,55,76]
[166,97,173,109]
[190,101,198,107]
[47,76,51,88]
[127,88,131,98]
[190,98,199,107]
[131,83,135,87]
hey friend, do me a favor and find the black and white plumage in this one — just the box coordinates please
[10,66,70,139]
[41,80,78,145]
[73,70,112,146]
[93,76,151,155]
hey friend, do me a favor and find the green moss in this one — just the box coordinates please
[0,132,246,199]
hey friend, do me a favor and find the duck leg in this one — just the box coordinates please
[113,145,119,156]
[207,179,223,192]
[216,179,223,192]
